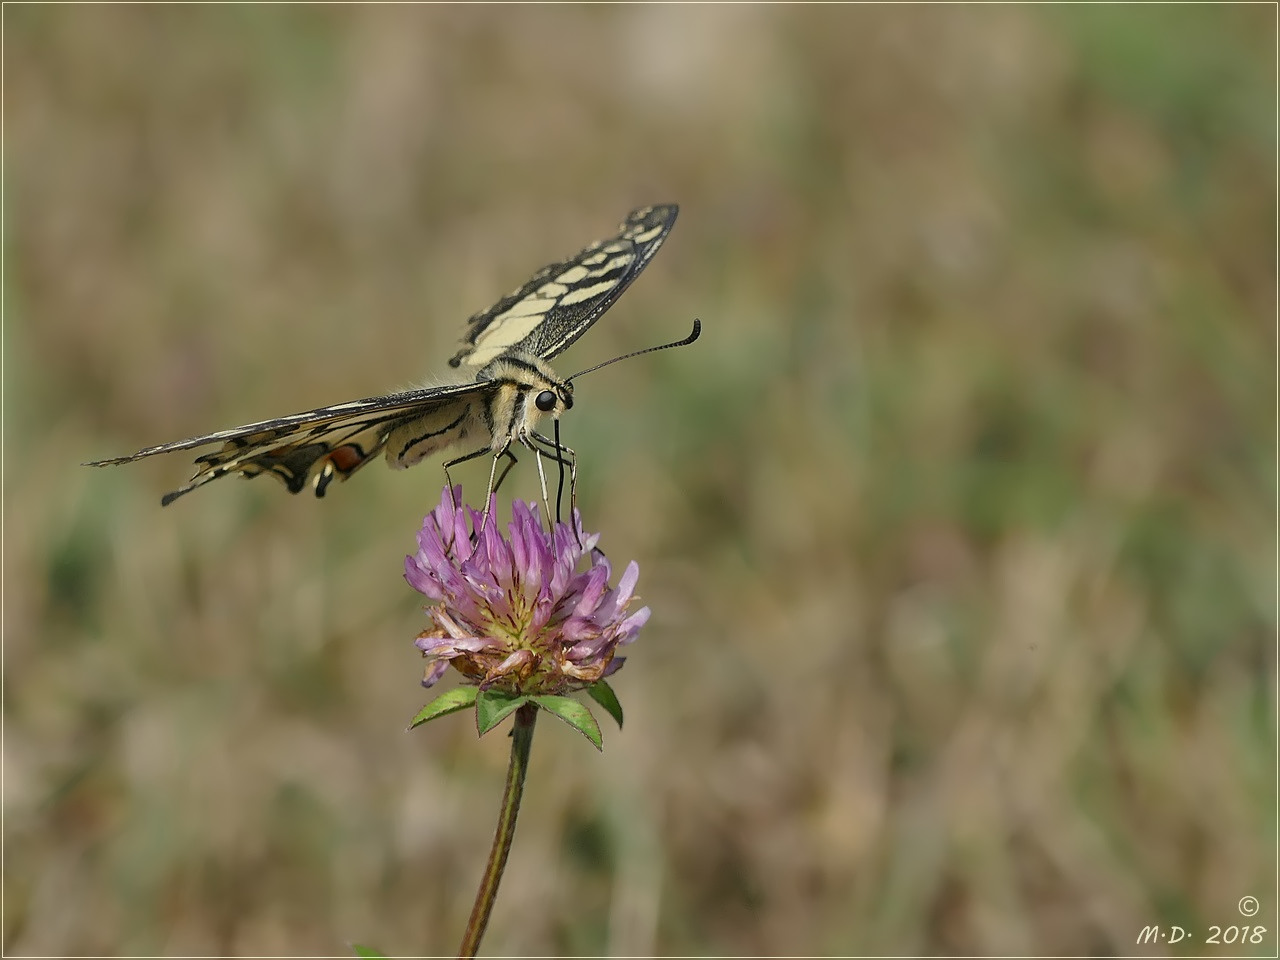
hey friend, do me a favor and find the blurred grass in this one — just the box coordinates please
[5,4,1275,956]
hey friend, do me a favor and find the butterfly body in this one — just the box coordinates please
[87,205,676,506]
[384,352,572,472]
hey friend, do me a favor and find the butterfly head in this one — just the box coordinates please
[524,376,573,425]
[478,352,575,440]
[535,384,572,414]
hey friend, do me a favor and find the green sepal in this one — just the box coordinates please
[408,685,478,731]
[587,680,623,729]
[476,689,528,736]
[352,945,388,958]
[532,694,603,750]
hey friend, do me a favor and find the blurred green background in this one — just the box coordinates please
[6,5,1275,956]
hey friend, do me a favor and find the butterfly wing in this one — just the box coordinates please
[85,381,493,505]
[87,204,679,505]
[450,204,678,368]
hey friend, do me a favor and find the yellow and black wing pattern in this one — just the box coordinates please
[450,204,678,368]
[85,204,678,505]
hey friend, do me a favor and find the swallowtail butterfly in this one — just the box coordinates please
[86,204,684,508]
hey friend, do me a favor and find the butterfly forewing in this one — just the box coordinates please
[450,204,677,368]
[85,204,678,506]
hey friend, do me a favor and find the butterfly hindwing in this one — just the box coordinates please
[450,204,678,369]
[88,381,495,505]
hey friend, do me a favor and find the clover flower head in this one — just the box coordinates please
[405,487,650,695]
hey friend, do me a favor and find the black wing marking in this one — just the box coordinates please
[450,204,678,368]
[84,381,491,505]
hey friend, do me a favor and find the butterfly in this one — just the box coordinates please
[85,204,688,510]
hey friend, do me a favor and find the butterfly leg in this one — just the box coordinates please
[477,447,525,532]
[440,445,517,539]
[490,447,520,496]
[529,430,578,542]
[526,441,554,530]
[442,445,496,509]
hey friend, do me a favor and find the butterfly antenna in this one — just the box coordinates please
[566,318,701,383]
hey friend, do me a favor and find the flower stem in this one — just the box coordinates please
[457,702,538,958]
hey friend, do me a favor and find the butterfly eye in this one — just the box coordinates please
[535,390,557,412]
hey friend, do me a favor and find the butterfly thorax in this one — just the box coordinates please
[385,351,572,470]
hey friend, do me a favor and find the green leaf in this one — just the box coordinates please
[407,686,478,730]
[476,689,528,736]
[352,945,388,958]
[532,695,603,750]
[587,680,624,729]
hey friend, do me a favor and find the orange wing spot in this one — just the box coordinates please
[328,445,367,474]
